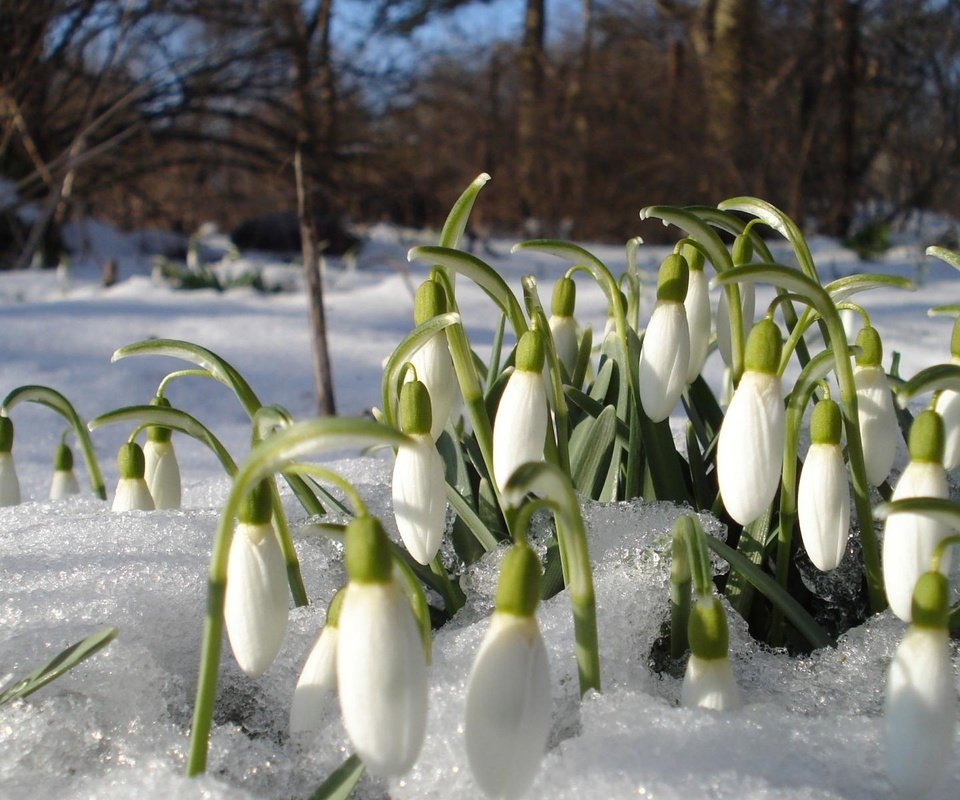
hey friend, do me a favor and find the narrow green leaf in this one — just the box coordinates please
[724,507,772,618]
[570,405,617,497]
[571,325,592,391]
[439,173,491,249]
[685,423,712,512]
[308,754,365,800]
[825,273,914,303]
[928,305,960,317]
[565,388,630,444]
[896,363,960,408]
[511,240,620,308]
[638,206,734,274]
[446,484,500,551]
[485,313,507,388]
[926,246,960,271]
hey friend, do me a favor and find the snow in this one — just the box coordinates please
[2,214,960,799]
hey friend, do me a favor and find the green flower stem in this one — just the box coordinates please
[933,534,960,572]
[279,463,369,516]
[2,385,107,500]
[157,369,213,396]
[186,419,410,777]
[504,461,599,696]
[716,265,885,613]
[429,555,464,615]
[835,302,870,328]
[392,553,434,663]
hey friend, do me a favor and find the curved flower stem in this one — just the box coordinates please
[716,265,885,613]
[2,385,107,500]
[157,369,213,396]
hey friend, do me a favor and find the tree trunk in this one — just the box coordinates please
[517,0,545,224]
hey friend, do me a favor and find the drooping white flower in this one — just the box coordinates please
[290,588,344,735]
[883,410,950,622]
[884,571,957,798]
[223,481,288,676]
[546,276,579,379]
[798,399,851,571]
[337,515,428,778]
[853,325,898,486]
[144,439,181,510]
[493,330,548,493]
[934,386,960,471]
[683,253,712,383]
[393,380,447,565]
[49,441,80,500]
[681,595,742,712]
[0,416,21,507]
[111,442,155,512]
[409,279,456,440]
[465,543,551,800]
[716,319,785,526]
[639,254,690,422]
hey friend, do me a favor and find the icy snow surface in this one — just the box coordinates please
[2,217,960,798]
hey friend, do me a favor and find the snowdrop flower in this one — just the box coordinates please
[290,588,344,735]
[111,442,154,511]
[853,325,898,486]
[337,515,428,778]
[638,253,690,422]
[409,279,455,440]
[546,276,579,378]
[49,441,80,500]
[716,234,756,368]
[0,416,21,507]
[224,480,288,676]
[716,318,785,526]
[933,319,960,470]
[884,571,956,798]
[683,246,711,383]
[465,543,551,800]
[681,594,742,711]
[493,330,548,493]
[393,380,447,564]
[883,410,950,622]
[143,396,181,509]
[798,399,850,571]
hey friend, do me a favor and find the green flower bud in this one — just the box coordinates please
[655,254,689,303]
[515,329,545,373]
[811,399,843,445]
[732,234,753,266]
[907,410,945,464]
[53,441,74,471]
[494,543,542,617]
[238,479,273,525]
[399,379,433,436]
[147,395,173,443]
[414,279,448,325]
[117,442,146,480]
[344,515,393,584]
[854,326,883,367]
[681,243,705,272]
[687,595,729,660]
[551,277,576,317]
[0,417,13,453]
[743,318,783,375]
[910,571,949,629]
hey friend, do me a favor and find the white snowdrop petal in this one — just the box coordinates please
[336,580,428,778]
[681,654,743,711]
[409,333,455,440]
[111,478,155,512]
[49,469,80,500]
[638,301,690,423]
[548,314,579,377]
[684,270,712,383]
[493,370,547,493]
[884,627,957,798]
[144,440,181,510]
[716,283,755,368]
[465,613,552,800]
[934,388,960,471]
[854,365,898,486]
[0,452,22,506]
[393,434,447,564]
[716,371,785,525]
[798,443,851,571]
[223,521,289,676]
[882,461,950,622]
[290,626,339,735]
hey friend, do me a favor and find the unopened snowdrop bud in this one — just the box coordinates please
[144,396,181,510]
[798,400,851,571]
[290,588,345,735]
[493,330,548,494]
[933,317,960,470]
[49,441,80,500]
[393,380,447,564]
[683,246,711,383]
[465,544,552,800]
[338,515,428,777]
[716,235,756,368]
[547,277,579,377]
[410,279,455,440]
[112,442,155,511]
[716,319,785,525]
[681,594,742,711]
[884,571,956,798]
[0,416,21,507]
[853,326,898,486]
[638,254,691,422]
[883,410,950,622]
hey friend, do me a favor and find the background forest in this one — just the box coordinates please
[4,0,960,267]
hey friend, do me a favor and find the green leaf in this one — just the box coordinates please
[896,363,960,408]
[485,313,507,388]
[570,404,617,497]
[571,325,592,391]
[925,246,960,272]
[446,484,500,551]
[439,173,491,249]
[638,206,733,275]
[0,627,118,706]
[565,389,630,444]
[825,273,914,303]
[511,240,620,308]
[308,753,365,800]
[724,507,772,618]
[927,305,960,317]
[685,423,712,512]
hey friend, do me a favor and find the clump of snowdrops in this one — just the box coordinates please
[4,175,960,799]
